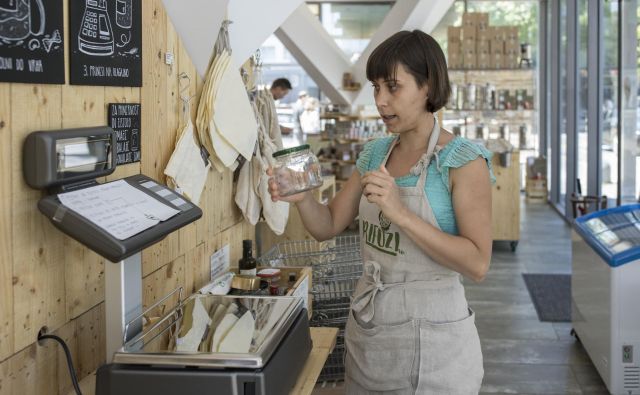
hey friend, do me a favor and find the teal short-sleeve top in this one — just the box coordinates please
[356,136,496,235]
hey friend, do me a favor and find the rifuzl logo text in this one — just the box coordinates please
[362,219,403,256]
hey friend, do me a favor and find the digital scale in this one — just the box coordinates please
[573,204,640,394]
[23,126,202,360]
[23,127,311,395]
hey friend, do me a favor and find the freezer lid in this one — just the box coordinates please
[574,203,640,267]
[111,295,304,369]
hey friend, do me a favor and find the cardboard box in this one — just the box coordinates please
[506,26,519,41]
[490,53,503,69]
[462,25,477,41]
[448,52,463,69]
[462,39,476,53]
[504,53,519,68]
[476,12,489,29]
[504,40,520,55]
[448,26,462,44]
[494,27,507,41]
[491,39,504,55]
[477,27,492,41]
[462,12,476,28]
[448,41,461,56]
[477,53,491,69]
[526,178,548,201]
[463,51,477,69]
[476,40,490,55]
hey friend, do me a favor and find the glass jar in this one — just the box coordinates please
[257,268,281,296]
[272,144,323,196]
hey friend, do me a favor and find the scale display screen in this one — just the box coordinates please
[56,136,112,175]
[575,204,640,266]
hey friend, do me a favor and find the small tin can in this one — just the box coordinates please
[272,144,323,196]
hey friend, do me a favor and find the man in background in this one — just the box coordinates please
[270,78,292,101]
[269,78,293,134]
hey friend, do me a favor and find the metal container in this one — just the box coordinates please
[475,124,488,140]
[499,123,510,140]
[499,151,512,167]
[259,235,362,381]
[519,124,529,148]
[112,295,304,369]
[465,83,477,110]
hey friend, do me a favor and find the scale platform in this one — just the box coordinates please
[96,295,312,395]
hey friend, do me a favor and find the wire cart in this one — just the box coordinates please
[259,235,362,382]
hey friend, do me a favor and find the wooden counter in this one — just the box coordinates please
[67,327,339,395]
[290,327,339,395]
[491,150,521,251]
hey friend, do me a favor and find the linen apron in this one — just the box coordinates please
[344,119,484,394]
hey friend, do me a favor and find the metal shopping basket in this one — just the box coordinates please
[258,235,362,382]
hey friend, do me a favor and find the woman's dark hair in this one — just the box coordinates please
[366,30,450,113]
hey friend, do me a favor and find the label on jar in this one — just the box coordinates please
[240,268,257,276]
[257,268,281,277]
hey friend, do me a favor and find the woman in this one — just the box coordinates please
[269,30,494,394]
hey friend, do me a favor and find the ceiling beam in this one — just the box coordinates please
[228,0,305,67]
[352,0,455,106]
[162,0,229,78]
[276,4,355,105]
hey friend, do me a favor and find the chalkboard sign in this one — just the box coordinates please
[69,0,142,87]
[108,103,141,165]
[0,0,65,84]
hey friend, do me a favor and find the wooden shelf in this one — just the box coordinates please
[319,158,357,165]
[320,114,381,121]
[449,68,535,72]
[446,108,536,112]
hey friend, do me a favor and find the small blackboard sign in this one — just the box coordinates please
[0,0,65,84]
[108,103,141,165]
[69,0,142,87]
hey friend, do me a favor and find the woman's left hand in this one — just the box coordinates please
[361,165,409,225]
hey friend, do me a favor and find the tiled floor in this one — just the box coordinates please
[312,200,610,395]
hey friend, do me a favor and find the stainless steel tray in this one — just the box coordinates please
[112,294,304,369]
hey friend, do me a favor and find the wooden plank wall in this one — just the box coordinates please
[0,1,252,394]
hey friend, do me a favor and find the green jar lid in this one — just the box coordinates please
[272,144,310,158]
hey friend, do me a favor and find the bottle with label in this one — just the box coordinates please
[238,240,256,276]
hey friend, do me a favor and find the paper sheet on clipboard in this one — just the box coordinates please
[57,180,180,240]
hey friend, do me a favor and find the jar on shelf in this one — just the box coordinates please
[499,124,510,140]
[272,144,323,196]
[257,268,281,295]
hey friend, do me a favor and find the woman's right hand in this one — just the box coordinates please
[267,167,308,203]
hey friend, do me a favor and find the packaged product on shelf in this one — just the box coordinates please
[465,83,477,109]
[449,83,459,109]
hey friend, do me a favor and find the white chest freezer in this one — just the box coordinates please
[573,204,640,394]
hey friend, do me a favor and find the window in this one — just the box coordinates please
[577,0,588,195]
[602,1,619,203]
[619,3,639,203]
[311,2,393,63]
[559,0,567,204]
[259,35,320,105]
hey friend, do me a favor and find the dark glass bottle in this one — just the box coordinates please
[239,240,257,276]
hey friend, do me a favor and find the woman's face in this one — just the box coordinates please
[371,63,429,134]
